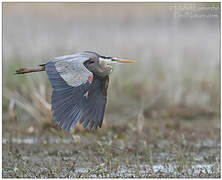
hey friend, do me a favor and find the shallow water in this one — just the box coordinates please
[2,137,73,145]
[47,163,219,178]
[3,137,220,148]
[3,136,220,177]
[115,163,218,177]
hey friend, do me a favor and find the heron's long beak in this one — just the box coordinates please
[111,57,136,64]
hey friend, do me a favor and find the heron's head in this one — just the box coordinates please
[99,55,136,65]
[98,55,136,76]
[83,51,135,77]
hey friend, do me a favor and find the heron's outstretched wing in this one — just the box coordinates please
[53,54,93,87]
[45,55,108,131]
[79,76,109,130]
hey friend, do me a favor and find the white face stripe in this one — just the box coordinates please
[98,57,113,75]
[99,57,106,64]
[99,57,118,65]
[99,57,109,68]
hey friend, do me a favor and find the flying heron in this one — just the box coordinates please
[15,51,135,131]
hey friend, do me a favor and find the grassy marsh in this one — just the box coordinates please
[3,2,220,178]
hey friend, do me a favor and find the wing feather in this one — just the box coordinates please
[54,56,92,87]
[79,75,109,129]
[44,53,109,131]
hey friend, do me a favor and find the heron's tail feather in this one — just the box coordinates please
[15,66,45,74]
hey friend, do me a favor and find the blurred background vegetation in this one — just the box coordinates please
[2,2,220,177]
[3,2,220,131]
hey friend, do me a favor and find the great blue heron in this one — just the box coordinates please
[15,51,135,131]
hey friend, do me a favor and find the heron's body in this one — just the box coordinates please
[15,51,135,131]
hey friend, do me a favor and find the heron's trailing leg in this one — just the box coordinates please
[15,66,45,74]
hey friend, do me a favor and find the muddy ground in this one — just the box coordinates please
[3,115,220,178]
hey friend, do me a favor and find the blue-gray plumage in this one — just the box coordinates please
[15,51,135,131]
